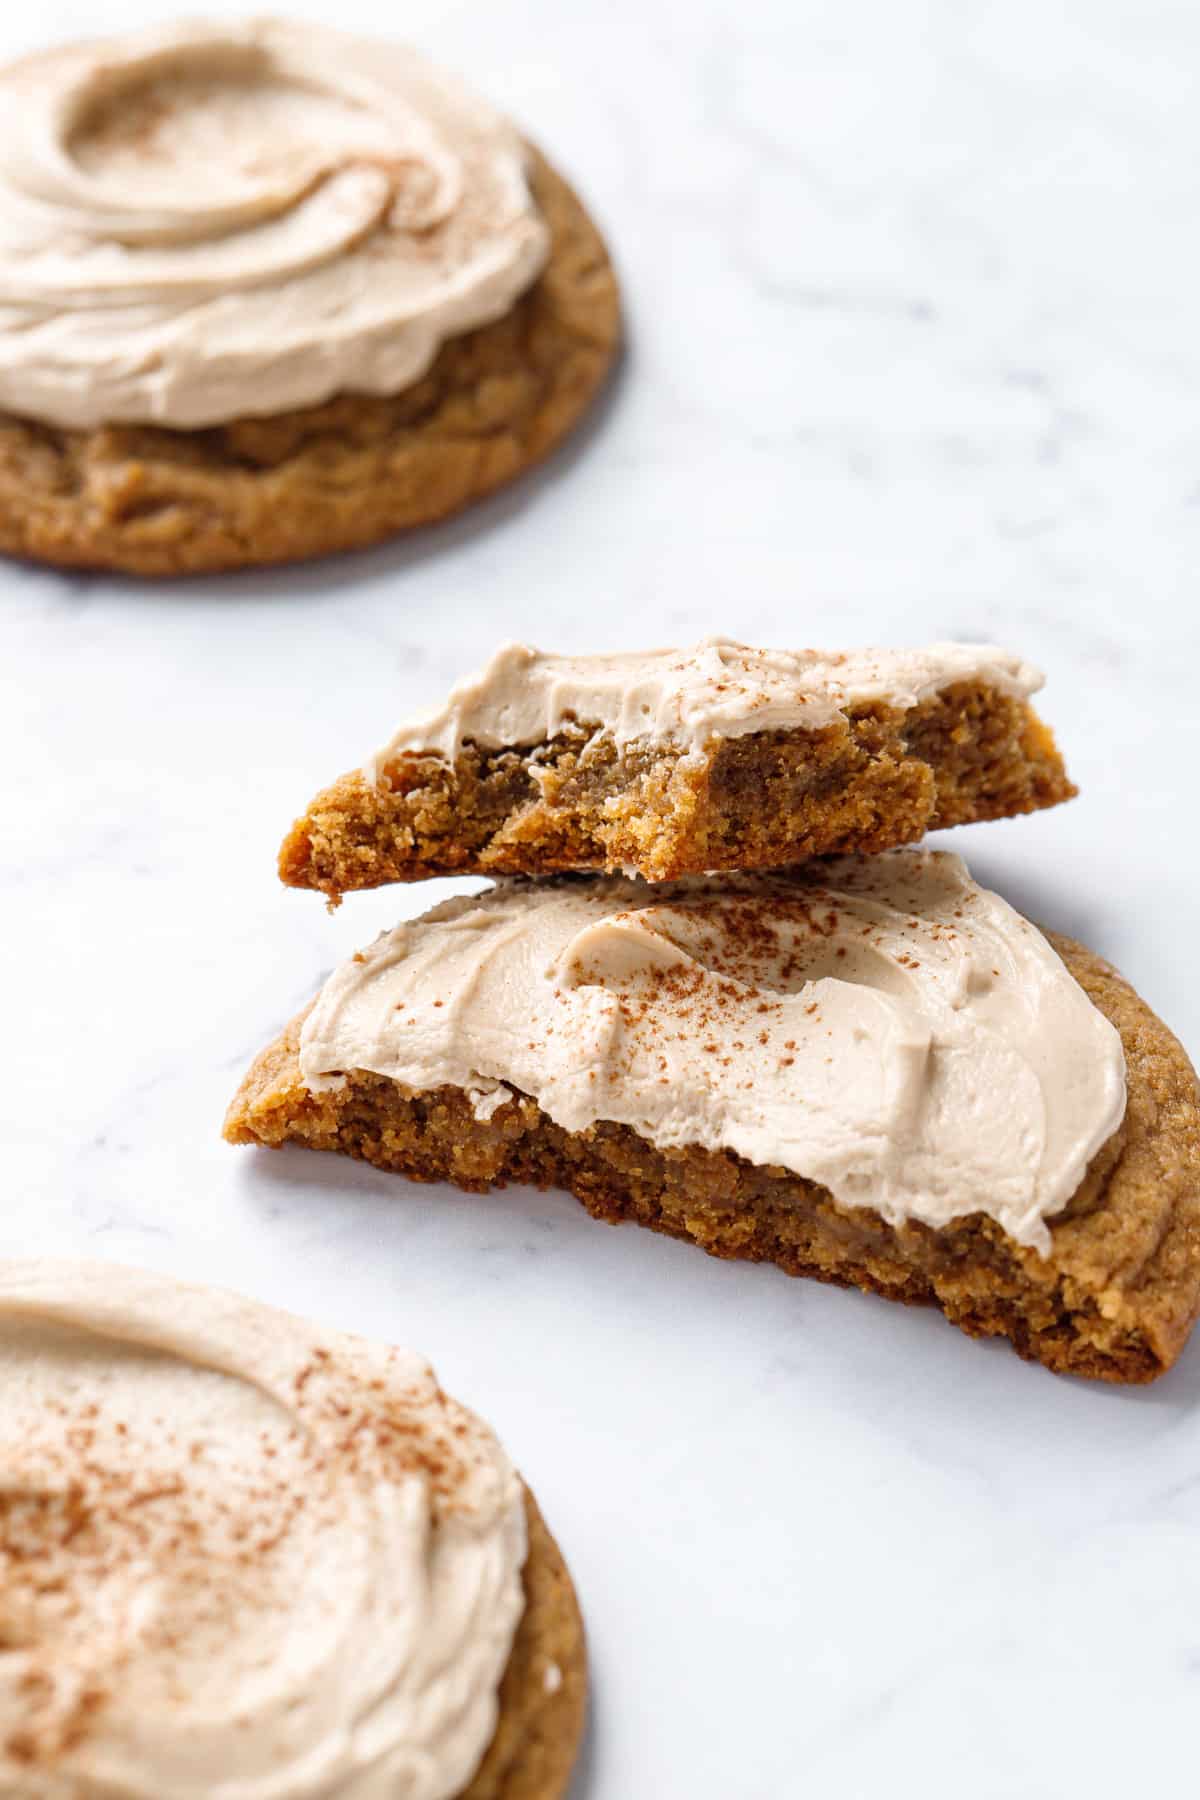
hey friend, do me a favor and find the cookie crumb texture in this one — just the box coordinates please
[280,681,1075,896]
[226,935,1200,1384]
[0,153,619,576]
[463,1488,587,1800]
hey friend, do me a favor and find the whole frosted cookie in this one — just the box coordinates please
[228,850,1200,1384]
[0,20,620,574]
[0,1262,586,1797]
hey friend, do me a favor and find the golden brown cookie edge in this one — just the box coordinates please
[463,1484,588,1800]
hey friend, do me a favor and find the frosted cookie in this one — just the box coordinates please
[279,639,1075,899]
[0,20,619,575]
[0,1262,586,1797]
[228,851,1200,1383]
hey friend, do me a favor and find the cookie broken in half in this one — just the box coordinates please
[228,851,1200,1383]
[279,639,1075,901]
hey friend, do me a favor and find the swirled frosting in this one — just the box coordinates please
[0,1262,526,1798]
[0,19,549,428]
[301,851,1127,1252]
[365,638,1044,775]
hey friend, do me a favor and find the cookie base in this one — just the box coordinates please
[464,1486,587,1800]
[225,935,1200,1384]
[0,150,620,576]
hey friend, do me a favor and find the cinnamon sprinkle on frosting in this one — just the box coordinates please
[0,1263,526,1798]
[300,850,1127,1251]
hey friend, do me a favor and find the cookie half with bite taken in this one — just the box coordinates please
[279,638,1075,900]
[228,850,1200,1383]
[0,1261,586,1797]
[0,19,620,575]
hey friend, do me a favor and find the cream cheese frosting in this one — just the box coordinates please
[300,851,1127,1253]
[0,1262,526,1799]
[0,19,549,429]
[365,638,1044,776]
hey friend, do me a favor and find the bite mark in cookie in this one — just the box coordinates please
[279,640,1075,897]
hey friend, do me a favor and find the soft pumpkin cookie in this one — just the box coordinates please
[227,854,1200,1384]
[278,639,1075,899]
[0,1262,586,1797]
[0,21,620,575]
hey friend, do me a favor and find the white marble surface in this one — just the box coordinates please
[3,1,1200,1793]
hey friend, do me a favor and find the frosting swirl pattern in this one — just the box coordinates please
[0,1263,526,1798]
[0,20,549,428]
[301,851,1127,1252]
